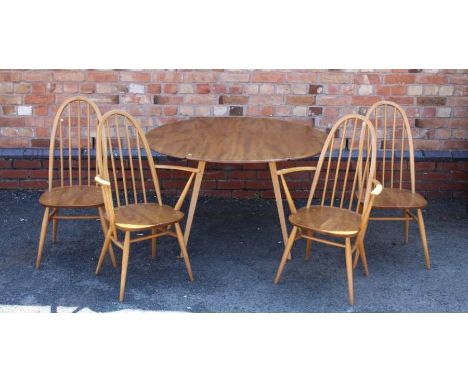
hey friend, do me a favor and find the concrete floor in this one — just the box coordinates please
[0,190,467,313]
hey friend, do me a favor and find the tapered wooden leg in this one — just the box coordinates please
[96,227,112,275]
[175,223,194,281]
[345,237,354,305]
[269,162,292,260]
[35,207,50,269]
[151,229,157,259]
[416,209,431,270]
[357,239,369,276]
[119,231,131,302]
[180,161,205,257]
[52,209,59,243]
[274,226,298,284]
[305,239,312,260]
[98,207,117,268]
[403,209,410,244]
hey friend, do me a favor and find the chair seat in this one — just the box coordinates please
[289,206,362,237]
[39,185,103,208]
[113,203,184,231]
[373,188,427,209]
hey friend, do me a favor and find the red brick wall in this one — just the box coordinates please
[0,69,467,150]
[0,157,466,200]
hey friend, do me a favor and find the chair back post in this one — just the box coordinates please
[306,114,377,215]
[96,110,162,215]
[365,100,416,193]
[48,96,102,190]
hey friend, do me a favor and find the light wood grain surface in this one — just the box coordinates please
[146,117,326,163]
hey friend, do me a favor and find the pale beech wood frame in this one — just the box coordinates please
[95,110,195,302]
[365,101,430,269]
[274,114,381,305]
[36,96,116,269]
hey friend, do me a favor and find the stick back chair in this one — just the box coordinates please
[274,114,381,305]
[36,96,116,269]
[365,101,430,269]
[95,110,196,302]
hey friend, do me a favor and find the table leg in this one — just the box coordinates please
[182,160,206,246]
[269,162,291,260]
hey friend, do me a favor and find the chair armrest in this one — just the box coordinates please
[155,164,200,173]
[371,180,383,196]
[95,175,111,187]
[276,166,316,176]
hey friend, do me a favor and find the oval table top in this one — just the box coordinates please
[146,117,326,163]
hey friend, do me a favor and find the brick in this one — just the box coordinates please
[0,95,22,105]
[387,96,414,105]
[421,108,436,118]
[287,95,316,105]
[0,159,12,168]
[408,69,423,73]
[217,180,245,189]
[2,106,16,116]
[148,84,161,93]
[250,95,283,105]
[156,71,184,83]
[128,83,145,94]
[229,106,243,116]
[179,106,194,116]
[163,106,178,116]
[308,107,323,116]
[194,106,210,116]
[292,84,309,94]
[228,86,243,94]
[423,85,439,96]
[447,119,467,128]
[87,70,118,82]
[80,83,96,93]
[13,83,30,93]
[417,97,446,106]
[17,106,32,116]
[293,106,307,117]
[178,84,194,94]
[213,106,228,116]
[23,71,52,82]
[62,83,78,93]
[317,95,350,106]
[358,85,373,95]
[0,82,13,93]
[439,85,454,96]
[447,97,468,106]
[408,85,423,96]
[232,190,258,199]
[259,84,275,94]
[185,95,217,104]
[286,72,317,83]
[352,96,381,105]
[120,71,150,82]
[0,117,26,127]
[309,85,323,94]
[384,75,415,84]
[252,71,285,83]
[153,96,183,105]
[54,71,85,82]
[24,95,54,104]
[320,72,352,83]
[274,106,292,117]
[219,95,248,105]
[218,71,251,82]
[185,71,216,83]
[417,74,447,84]
[0,71,21,82]
[0,180,19,189]
[196,84,211,94]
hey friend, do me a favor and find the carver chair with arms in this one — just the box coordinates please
[274,114,381,305]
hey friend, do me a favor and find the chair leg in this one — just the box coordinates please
[98,207,117,268]
[52,209,59,243]
[274,226,298,284]
[305,238,312,261]
[175,223,194,281]
[345,237,354,305]
[416,209,431,270]
[357,239,369,276]
[403,209,410,244]
[119,231,131,302]
[96,227,113,275]
[151,229,157,259]
[35,207,50,269]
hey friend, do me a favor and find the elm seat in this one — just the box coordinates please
[112,204,184,231]
[289,206,362,238]
[39,186,104,209]
[372,188,427,209]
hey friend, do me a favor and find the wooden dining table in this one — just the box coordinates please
[146,117,326,253]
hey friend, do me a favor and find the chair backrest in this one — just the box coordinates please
[47,96,102,190]
[365,101,415,192]
[306,114,377,215]
[96,110,162,224]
